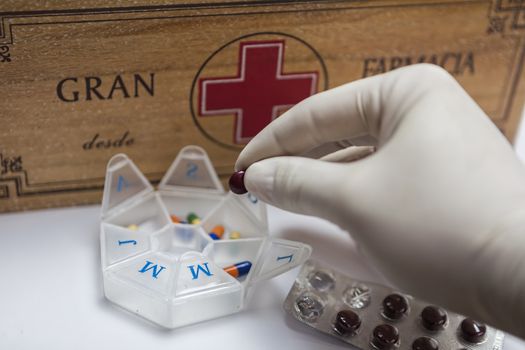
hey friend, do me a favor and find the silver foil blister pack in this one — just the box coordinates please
[284,259,504,349]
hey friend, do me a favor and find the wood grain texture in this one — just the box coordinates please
[0,0,524,211]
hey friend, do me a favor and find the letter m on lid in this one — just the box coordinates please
[199,40,318,144]
[139,261,166,279]
[187,262,213,280]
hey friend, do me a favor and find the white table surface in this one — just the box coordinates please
[0,203,524,349]
[3,111,525,349]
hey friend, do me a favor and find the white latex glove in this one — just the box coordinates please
[235,64,525,338]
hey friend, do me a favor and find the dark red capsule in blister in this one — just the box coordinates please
[382,294,409,320]
[371,324,399,349]
[421,305,447,331]
[412,337,439,350]
[460,318,487,343]
[333,310,361,336]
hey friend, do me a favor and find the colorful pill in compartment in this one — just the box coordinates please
[170,214,181,223]
[127,224,139,231]
[229,231,241,239]
[283,260,504,350]
[187,212,201,225]
[209,225,225,240]
[206,224,242,240]
[223,261,252,278]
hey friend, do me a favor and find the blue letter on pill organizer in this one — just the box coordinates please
[248,193,258,204]
[277,254,294,263]
[186,163,198,179]
[118,239,137,246]
[117,175,130,192]
[139,261,166,279]
[188,263,213,280]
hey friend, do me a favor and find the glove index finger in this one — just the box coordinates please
[235,73,384,171]
[244,156,357,225]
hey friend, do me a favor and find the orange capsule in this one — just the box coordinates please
[209,225,225,240]
[170,215,181,224]
[223,261,252,278]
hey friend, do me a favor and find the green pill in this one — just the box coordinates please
[187,212,200,224]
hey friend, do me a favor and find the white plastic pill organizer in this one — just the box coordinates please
[100,145,312,329]
[284,260,504,350]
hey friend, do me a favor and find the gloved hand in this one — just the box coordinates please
[235,64,525,338]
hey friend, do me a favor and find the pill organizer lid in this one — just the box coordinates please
[251,239,312,283]
[229,192,268,227]
[101,153,154,217]
[158,145,224,194]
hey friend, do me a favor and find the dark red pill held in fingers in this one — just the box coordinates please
[229,170,247,194]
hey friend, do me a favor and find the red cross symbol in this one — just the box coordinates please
[199,40,318,144]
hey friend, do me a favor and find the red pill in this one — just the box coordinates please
[460,318,486,343]
[229,170,247,195]
[421,306,447,331]
[371,324,399,350]
[382,294,408,320]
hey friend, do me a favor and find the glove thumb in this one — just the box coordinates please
[244,156,363,226]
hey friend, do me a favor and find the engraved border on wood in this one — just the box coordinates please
[0,45,10,63]
[491,0,525,31]
[0,1,490,45]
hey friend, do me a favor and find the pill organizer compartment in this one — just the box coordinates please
[102,154,170,233]
[101,222,152,267]
[105,194,170,233]
[201,196,266,239]
[151,224,210,259]
[100,145,312,328]
[159,191,222,225]
[203,238,265,285]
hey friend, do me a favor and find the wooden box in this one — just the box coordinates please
[1,0,524,212]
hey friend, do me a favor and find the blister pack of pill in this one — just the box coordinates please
[100,145,311,328]
[284,260,504,349]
